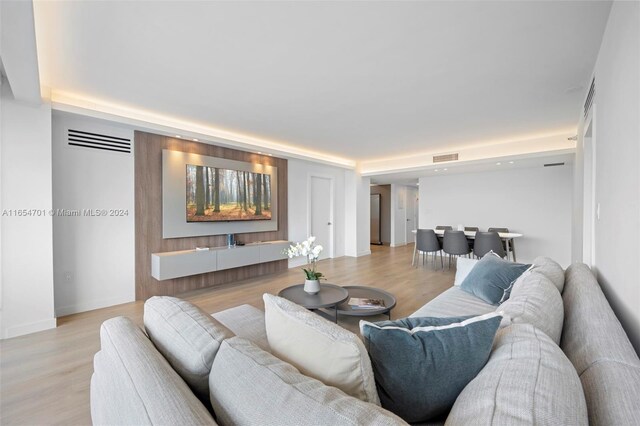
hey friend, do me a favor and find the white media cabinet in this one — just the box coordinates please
[151,240,290,281]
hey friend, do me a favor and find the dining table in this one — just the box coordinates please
[411,229,523,265]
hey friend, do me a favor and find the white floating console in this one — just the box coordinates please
[151,240,290,281]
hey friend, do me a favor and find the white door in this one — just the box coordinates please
[310,176,333,259]
[406,187,418,243]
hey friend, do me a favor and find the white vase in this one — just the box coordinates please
[304,279,320,295]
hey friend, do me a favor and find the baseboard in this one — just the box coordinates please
[55,295,134,317]
[2,317,57,339]
[390,242,407,248]
[357,250,371,257]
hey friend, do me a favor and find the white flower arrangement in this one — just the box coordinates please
[284,236,324,280]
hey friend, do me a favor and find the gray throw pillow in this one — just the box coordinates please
[360,312,503,423]
[460,254,531,305]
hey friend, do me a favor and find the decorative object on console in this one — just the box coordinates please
[359,312,503,423]
[263,294,381,405]
[459,252,531,305]
[284,236,324,294]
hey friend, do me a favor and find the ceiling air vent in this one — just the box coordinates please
[433,153,458,163]
[67,129,131,154]
[583,77,595,118]
[544,162,565,167]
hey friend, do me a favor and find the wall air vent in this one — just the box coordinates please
[584,77,595,118]
[67,129,131,154]
[544,162,565,167]
[433,153,458,163]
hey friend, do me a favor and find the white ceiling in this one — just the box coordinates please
[368,150,575,185]
[34,1,611,162]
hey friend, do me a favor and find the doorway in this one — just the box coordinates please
[309,176,333,260]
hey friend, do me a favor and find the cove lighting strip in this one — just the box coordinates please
[50,90,356,169]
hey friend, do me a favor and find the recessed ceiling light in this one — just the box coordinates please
[443,168,448,171]
[509,161,514,164]
[416,183,420,186]
[496,162,502,166]
[435,169,439,172]
[258,151,262,154]
[268,153,273,156]
[193,138,198,142]
[175,135,182,138]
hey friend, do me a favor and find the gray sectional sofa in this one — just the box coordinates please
[91,258,640,425]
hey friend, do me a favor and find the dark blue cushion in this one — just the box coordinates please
[360,313,502,423]
[460,254,531,305]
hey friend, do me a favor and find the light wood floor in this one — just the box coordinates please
[0,244,454,425]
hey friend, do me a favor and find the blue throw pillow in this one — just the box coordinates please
[360,313,502,423]
[460,254,531,305]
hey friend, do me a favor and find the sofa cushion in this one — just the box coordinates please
[212,304,270,352]
[531,256,565,293]
[453,257,478,286]
[410,287,495,318]
[446,324,587,426]
[263,294,379,405]
[460,255,531,305]
[91,316,217,426]
[209,337,407,426]
[561,263,640,375]
[579,361,640,425]
[144,296,234,404]
[561,263,640,425]
[497,274,564,344]
[360,312,502,423]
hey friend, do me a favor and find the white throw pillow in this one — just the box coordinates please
[454,257,478,286]
[262,293,380,405]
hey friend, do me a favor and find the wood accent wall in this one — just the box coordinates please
[134,131,288,300]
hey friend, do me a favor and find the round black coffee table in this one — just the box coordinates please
[337,286,397,319]
[278,283,349,323]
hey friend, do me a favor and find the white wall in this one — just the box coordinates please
[51,111,135,316]
[356,175,371,256]
[419,165,573,266]
[287,158,346,267]
[574,1,640,352]
[345,170,371,257]
[0,80,56,338]
[390,185,418,247]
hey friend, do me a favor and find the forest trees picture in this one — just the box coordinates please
[186,164,272,222]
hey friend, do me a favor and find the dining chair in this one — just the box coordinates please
[442,230,471,269]
[473,231,506,259]
[415,229,444,270]
[488,227,513,260]
[435,226,452,245]
[464,227,479,255]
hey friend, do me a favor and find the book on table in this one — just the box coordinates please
[348,297,386,309]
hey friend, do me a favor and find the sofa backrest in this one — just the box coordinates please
[561,263,640,425]
[91,316,217,426]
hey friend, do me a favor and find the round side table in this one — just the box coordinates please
[278,283,349,323]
